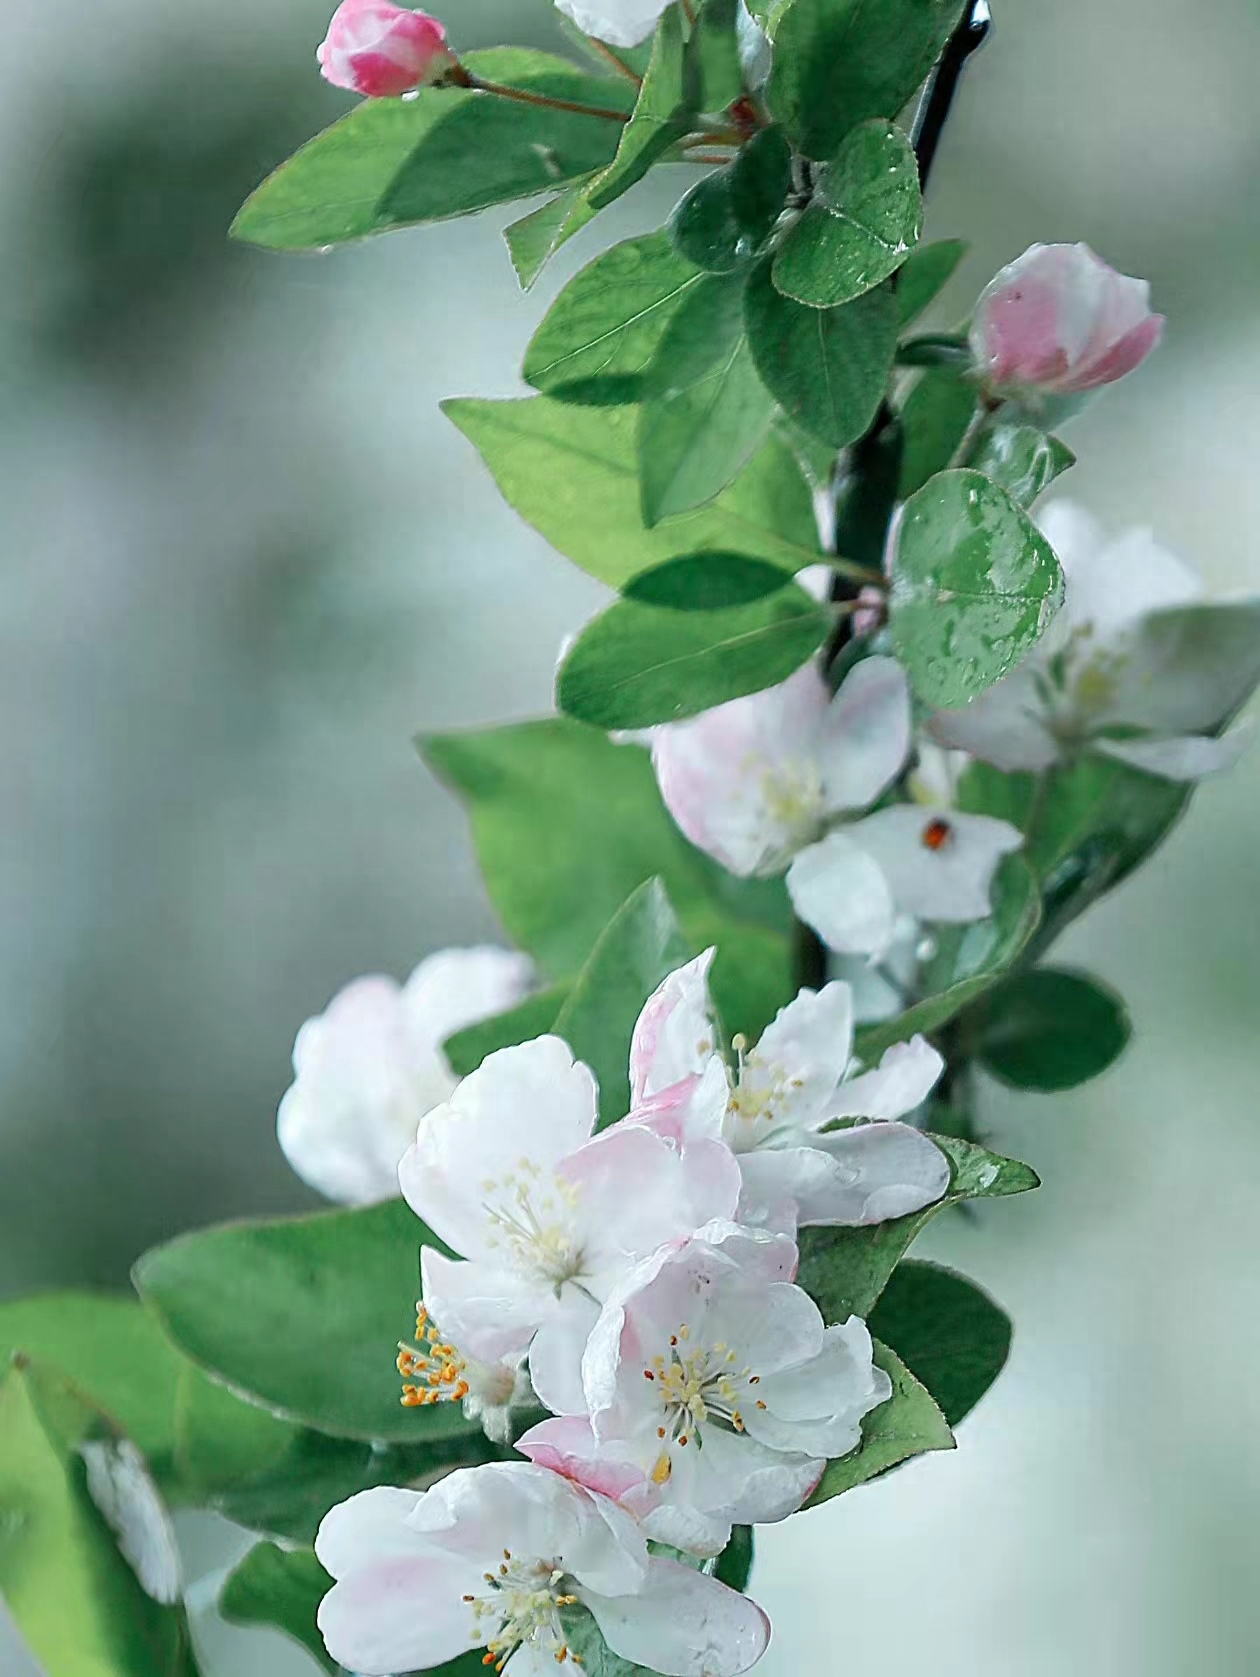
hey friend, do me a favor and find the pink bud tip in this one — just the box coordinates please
[969,242,1164,400]
[317,0,455,99]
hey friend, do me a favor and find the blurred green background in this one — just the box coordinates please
[3,0,1259,1670]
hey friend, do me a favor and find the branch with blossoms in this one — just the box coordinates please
[3,2,1259,1675]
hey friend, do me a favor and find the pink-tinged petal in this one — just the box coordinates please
[317,1550,481,1676]
[816,656,912,815]
[419,1246,546,1365]
[744,1317,891,1459]
[318,0,455,97]
[629,950,718,1103]
[828,1035,944,1122]
[400,1036,598,1260]
[584,1557,770,1677]
[517,1417,651,1505]
[845,806,1023,925]
[315,1486,428,1579]
[970,242,1162,398]
[792,1124,950,1227]
[629,1055,731,1147]
[786,832,898,957]
[672,1421,822,1526]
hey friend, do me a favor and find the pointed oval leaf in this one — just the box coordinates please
[962,965,1131,1091]
[868,1260,1011,1426]
[895,236,968,326]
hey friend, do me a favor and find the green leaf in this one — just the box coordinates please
[689,0,745,110]
[233,50,633,251]
[767,0,966,160]
[421,719,795,1039]
[889,468,1065,708]
[443,985,570,1079]
[895,237,968,326]
[669,170,750,273]
[805,1340,953,1505]
[442,398,821,587]
[797,1134,1038,1324]
[623,552,797,607]
[729,127,794,245]
[746,262,897,446]
[0,1291,294,1510]
[583,8,696,213]
[961,965,1131,1091]
[968,422,1075,508]
[220,1543,335,1674]
[896,367,977,499]
[552,880,691,1124]
[0,1362,200,1677]
[134,1198,471,1445]
[504,174,598,290]
[868,1260,1011,1426]
[855,853,1042,1057]
[713,1526,755,1592]
[772,120,921,307]
[640,272,775,522]
[557,584,829,729]
[524,231,704,404]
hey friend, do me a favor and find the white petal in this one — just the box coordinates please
[743,981,855,1134]
[317,1549,480,1677]
[787,833,898,957]
[1042,502,1201,638]
[315,1486,428,1579]
[816,656,911,815]
[792,1123,949,1227]
[585,1557,770,1677]
[629,950,719,1103]
[529,1291,600,1417]
[828,1036,944,1121]
[401,946,535,1062]
[930,668,1059,773]
[1096,729,1250,781]
[399,1036,598,1260]
[846,807,1022,924]
[420,1246,548,1365]
[1106,599,1260,737]
[744,1318,891,1458]
[553,0,672,48]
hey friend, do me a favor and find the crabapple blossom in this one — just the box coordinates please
[553,0,673,49]
[521,1222,891,1556]
[278,946,534,1205]
[932,502,1260,780]
[970,242,1164,408]
[397,1303,535,1444]
[315,1462,770,1677]
[628,951,949,1232]
[649,657,1020,956]
[401,1036,741,1416]
[318,0,456,98]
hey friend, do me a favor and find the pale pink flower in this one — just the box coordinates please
[318,0,455,98]
[315,1462,770,1677]
[970,243,1164,401]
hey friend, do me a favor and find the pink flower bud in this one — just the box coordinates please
[970,242,1164,400]
[317,0,455,99]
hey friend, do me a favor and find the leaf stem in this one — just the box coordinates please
[452,68,630,124]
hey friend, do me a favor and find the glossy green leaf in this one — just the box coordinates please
[805,1341,953,1505]
[729,126,794,245]
[640,273,776,523]
[772,120,921,307]
[504,176,598,290]
[583,7,695,213]
[689,0,745,110]
[767,0,966,160]
[797,1134,1039,1324]
[889,468,1065,708]
[714,1526,755,1592]
[421,719,795,1039]
[220,1544,335,1674]
[0,1363,200,1677]
[896,367,977,498]
[443,985,569,1079]
[134,1197,470,1445]
[895,237,968,326]
[968,423,1076,508]
[668,126,792,272]
[745,263,898,446]
[233,51,632,251]
[525,232,703,404]
[443,398,821,587]
[552,879,690,1124]
[962,965,1131,1091]
[557,582,829,728]
[868,1260,1011,1426]
[623,552,795,607]
[855,853,1042,1058]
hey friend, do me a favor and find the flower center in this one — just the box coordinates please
[725,1036,805,1143]
[759,758,826,851]
[463,1551,581,1671]
[643,1326,764,1482]
[398,1304,472,1408]
[481,1158,585,1290]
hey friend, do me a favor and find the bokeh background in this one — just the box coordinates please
[3,0,1259,1670]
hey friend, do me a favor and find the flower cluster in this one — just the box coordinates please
[309,955,951,1675]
